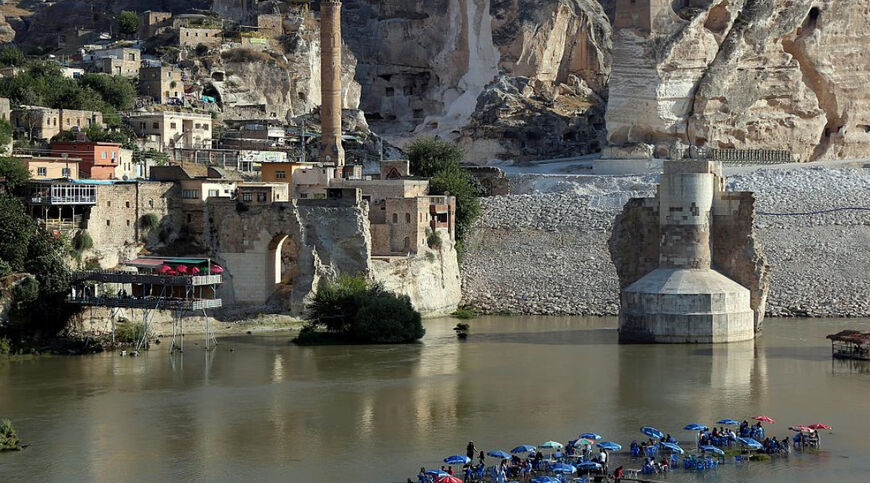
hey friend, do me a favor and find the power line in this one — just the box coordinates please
[757,207,870,216]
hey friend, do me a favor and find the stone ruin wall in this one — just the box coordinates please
[608,180,769,331]
[202,198,460,315]
[711,191,770,331]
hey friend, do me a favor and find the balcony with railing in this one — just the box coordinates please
[28,183,97,205]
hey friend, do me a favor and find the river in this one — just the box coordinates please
[1,316,869,482]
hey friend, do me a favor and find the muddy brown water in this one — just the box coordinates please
[1,316,869,482]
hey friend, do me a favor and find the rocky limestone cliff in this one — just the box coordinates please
[342,0,611,162]
[372,239,462,315]
[606,0,870,162]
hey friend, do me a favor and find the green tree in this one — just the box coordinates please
[0,157,30,194]
[79,74,136,110]
[0,118,12,152]
[0,194,35,272]
[407,137,465,177]
[118,11,140,37]
[352,292,424,343]
[0,45,26,68]
[303,275,425,343]
[428,164,482,246]
[306,274,370,333]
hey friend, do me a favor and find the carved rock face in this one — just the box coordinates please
[606,0,870,162]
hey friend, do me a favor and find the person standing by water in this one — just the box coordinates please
[478,450,486,466]
[467,441,476,461]
[495,461,507,483]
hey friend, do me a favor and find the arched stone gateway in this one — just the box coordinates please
[205,198,371,311]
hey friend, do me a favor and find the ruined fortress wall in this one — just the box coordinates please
[205,200,371,311]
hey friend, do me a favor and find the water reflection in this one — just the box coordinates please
[1,317,869,483]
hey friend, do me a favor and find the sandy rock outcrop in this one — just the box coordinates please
[372,240,462,315]
[606,0,870,162]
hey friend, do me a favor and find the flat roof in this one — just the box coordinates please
[126,257,215,267]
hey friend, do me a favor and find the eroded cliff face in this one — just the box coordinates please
[606,1,870,161]
[343,0,611,162]
[372,239,462,315]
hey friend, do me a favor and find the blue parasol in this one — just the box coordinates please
[426,469,449,476]
[738,437,762,450]
[641,426,665,440]
[597,441,622,451]
[443,455,470,465]
[700,445,725,456]
[531,477,560,483]
[684,423,708,431]
[551,463,577,474]
[576,461,603,471]
[486,450,512,459]
[717,419,741,426]
[579,432,603,440]
[659,442,684,454]
[511,444,536,454]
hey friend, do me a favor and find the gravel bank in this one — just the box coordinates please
[461,166,870,317]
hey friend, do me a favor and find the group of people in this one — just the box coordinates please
[412,418,828,482]
[698,427,739,447]
[640,456,669,474]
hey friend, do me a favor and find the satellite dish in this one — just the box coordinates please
[122,175,129,181]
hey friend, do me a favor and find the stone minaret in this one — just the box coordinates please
[320,0,345,166]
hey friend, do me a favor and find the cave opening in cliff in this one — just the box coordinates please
[202,84,223,108]
[806,7,820,29]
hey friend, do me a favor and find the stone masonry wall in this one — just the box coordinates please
[84,181,177,268]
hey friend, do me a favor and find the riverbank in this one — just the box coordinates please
[73,306,305,338]
[461,164,870,318]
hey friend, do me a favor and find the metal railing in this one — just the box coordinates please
[72,270,222,287]
[68,296,222,310]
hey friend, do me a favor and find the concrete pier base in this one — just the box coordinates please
[619,268,755,343]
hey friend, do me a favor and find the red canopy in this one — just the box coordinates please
[808,423,832,430]
[753,416,775,424]
[789,426,812,432]
[157,264,173,274]
[175,264,189,274]
[188,266,201,275]
[435,476,462,483]
[210,264,223,274]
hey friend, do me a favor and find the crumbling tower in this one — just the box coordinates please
[320,0,345,166]
[611,160,768,343]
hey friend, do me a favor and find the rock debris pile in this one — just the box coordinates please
[461,166,870,318]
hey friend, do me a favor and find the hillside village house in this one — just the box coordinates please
[127,111,213,151]
[11,106,104,140]
[83,47,141,77]
[18,155,81,179]
[178,27,222,49]
[139,11,173,38]
[139,65,184,104]
[51,141,121,180]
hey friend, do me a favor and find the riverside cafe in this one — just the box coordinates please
[124,256,223,298]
